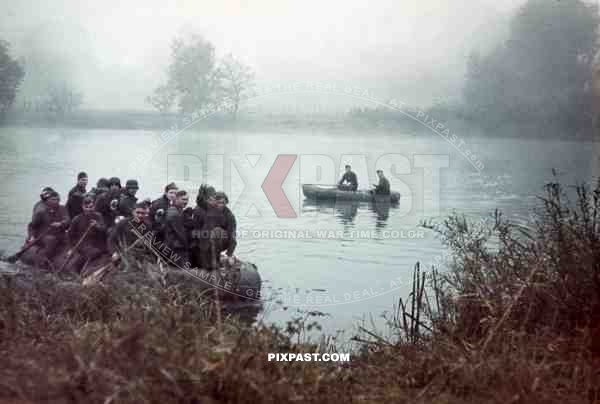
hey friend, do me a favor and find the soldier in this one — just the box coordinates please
[95,177,122,229]
[164,190,193,268]
[28,187,55,240]
[117,179,139,218]
[150,182,178,246]
[108,199,154,264]
[194,191,237,270]
[32,187,55,216]
[28,191,70,269]
[150,182,178,223]
[189,185,216,268]
[337,164,358,191]
[64,195,108,273]
[89,178,110,201]
[66,172,88,219]
[372,169,390,195]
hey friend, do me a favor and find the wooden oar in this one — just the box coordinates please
[3,227,53,263]
[57,222,95,273]
[82,230,148,285]
[82,258,117,286]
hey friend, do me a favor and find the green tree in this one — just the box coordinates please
[0,40,25,120]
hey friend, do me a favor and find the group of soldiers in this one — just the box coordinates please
[23,172,237,273]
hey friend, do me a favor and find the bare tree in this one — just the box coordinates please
[215,54,254,120]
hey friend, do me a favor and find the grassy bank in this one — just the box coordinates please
[1,176,600,403]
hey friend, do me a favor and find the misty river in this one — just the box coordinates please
[0,126,593,337]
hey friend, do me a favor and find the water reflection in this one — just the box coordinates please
[302,197,396,239]
[335,201,358,225]
[369,199,391,229]
[302,199,360,225]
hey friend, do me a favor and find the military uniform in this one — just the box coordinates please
[117,180,139,217]
[107,216,154,263]
[29,201,70,268]
[164,206,193,268]
[191,204,237,270]
[66,211,108,273]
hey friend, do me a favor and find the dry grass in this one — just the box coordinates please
[0,272,348,403]
[349,174,600,403]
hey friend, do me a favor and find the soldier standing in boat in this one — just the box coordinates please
[337,165,358,191]
[195,191,237,270]
[164,190,193,268]
[189,185,215,268]
[65,195,108,273]
[66,172,88,219]
[28,187,55,240]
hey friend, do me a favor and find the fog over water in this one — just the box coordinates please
[1,0,524,110]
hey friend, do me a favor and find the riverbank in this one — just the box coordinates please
[1,109,594,141]
[1,177,598,403]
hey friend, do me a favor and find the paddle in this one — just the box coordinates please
[57,222,95,273]
[3,226,53,263]
[82,256,119,286]
[81,227,150,285]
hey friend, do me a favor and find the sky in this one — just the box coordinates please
[1,0,526,110]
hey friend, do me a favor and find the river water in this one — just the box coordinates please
[0,125,594,338]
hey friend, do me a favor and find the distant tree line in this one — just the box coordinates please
[0,40,24,121]
[20,83,83,117]
[462,0,600,132]
[146,34,254,120]
[0,35,84,124]
[351,0,600,136]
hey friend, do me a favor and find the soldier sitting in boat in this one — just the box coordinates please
[193,191,238,270]
[27,190,71,269]
[64,195,108,273]
[164,190,194,268]
[66,172,88,219]
[95,177,122,229]
[337,165,358,191]
[27,187,55,240]
[32,187,55,216]
[107,199,155,266]
[371,169,391,195]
